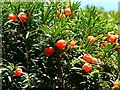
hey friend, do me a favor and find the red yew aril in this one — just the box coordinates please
[108,35,117,43]
[91,58,98,65]
[115,48,120,52]
[102,42,107,47]
[14,67,23,76]
[83,53,92,62]
[70,40,75,48]
[56,39,67,49]
[45,47,55,56]
[86,36,95,44]
[18,12,28,23]
[113,80,118,88]
[82,63,92,72]
[65,8,71,17]
[115,44,120,52]
[8,14,18,22]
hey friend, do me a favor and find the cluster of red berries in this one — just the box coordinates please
[102,34,118,46]
[56,7,71,19]
[86,34,119,51]
[83,33,118,73]
[82,53,98,73]
[102,34,119,51]
[45,39,75,56]
[8,12,28,23]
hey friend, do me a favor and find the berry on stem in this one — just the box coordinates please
[45,47,55,56]
[14,67,23,76]
[108,35,117,43]
[113,80,118,88]
[86,36,95,44]
[83,53,92,63]
[65,8,71,17]
[8,14,18,22]
[70,40,75,48]
[56,39,67,50]
[82,63,92,72]
[102,42,107,47]
[91,58,98,65]
[18,12,28,23]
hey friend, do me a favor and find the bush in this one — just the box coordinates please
[1,1,120,90]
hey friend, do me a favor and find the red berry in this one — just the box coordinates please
[18,12,28,23]
[70,40,75,48]
[102,42,107,47]
[115,48,119,52]
[91,58,98,65]
[45,47,55,56]
[86,36,95,44]
[83,53,92,63]
[8,14,18,22]
[14,67,23,76]
[65,8,71,17]
[56,39,67,49]
[108,35,117,43]
[82,63,92,72]
[113,80,118,88]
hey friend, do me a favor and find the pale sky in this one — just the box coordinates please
[72,0,120,11]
